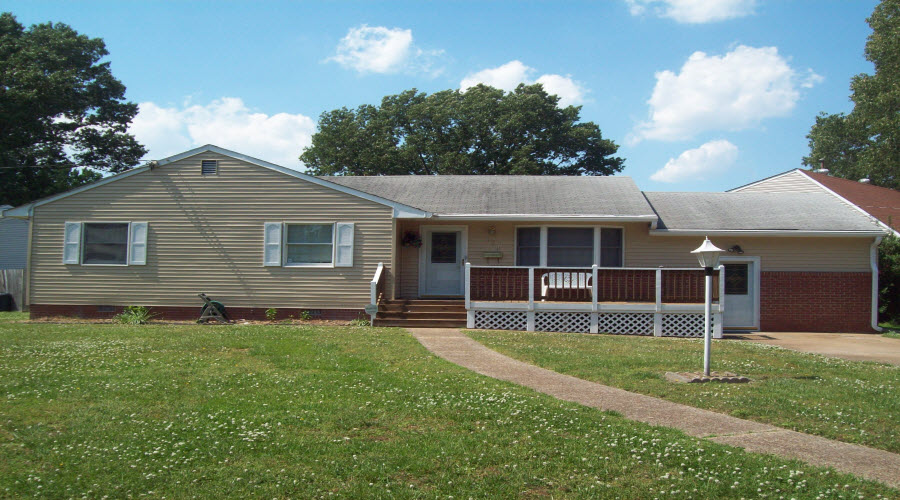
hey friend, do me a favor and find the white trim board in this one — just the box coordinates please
[4,145,431,220]
[649,229,885,237]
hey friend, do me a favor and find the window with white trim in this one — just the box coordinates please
[547,227,594,267]
[285,224,334,265]
[600,228,623,267]
[516,227,540,266]
[515,226,624,267]
[82,223,129,265]
[63,222,148,266]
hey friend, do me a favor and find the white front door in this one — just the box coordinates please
[722,260,758,329]
[423,230,464,296]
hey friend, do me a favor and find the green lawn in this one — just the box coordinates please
[468,330,900,456]
[0,314,896,498]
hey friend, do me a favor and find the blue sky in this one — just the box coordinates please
[6,0,879,191]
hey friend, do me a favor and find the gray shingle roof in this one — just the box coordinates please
[320,175,656,217]
[643,192,883,232]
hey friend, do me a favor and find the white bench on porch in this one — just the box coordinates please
[541,271,593,300]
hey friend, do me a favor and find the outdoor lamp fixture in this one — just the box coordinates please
[691,237,724,376]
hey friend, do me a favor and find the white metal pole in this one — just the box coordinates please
[703,270,712,376]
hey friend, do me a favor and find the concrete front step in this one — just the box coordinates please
[377,312,467,320]
[374,318,467,328]
[379,305,467,313]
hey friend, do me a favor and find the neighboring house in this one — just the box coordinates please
[0,204,29,311]
[730,168,900,236]
[2,145,888,334]
[0,205,29,270]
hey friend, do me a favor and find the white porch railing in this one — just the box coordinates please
[465,263,725,338]
[369,262,385,323]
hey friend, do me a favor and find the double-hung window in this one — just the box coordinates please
[516,227,540,266]
[515,226,624,267]
[82,223,130,265]
[285,224,334,265]
[547,228,594,267]
[63,221,148,266]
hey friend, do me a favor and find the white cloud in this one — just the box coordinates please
[627,0,756,23]
[459,60,588,106]
[130,98,315,168]
[328,25,444,75]
[631,45,816,143]
[650,139,738,183]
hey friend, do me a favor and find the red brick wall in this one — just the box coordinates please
[30,304,366,322]
[759,271,874,332]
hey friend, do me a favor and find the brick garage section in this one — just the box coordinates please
[30,304,366,322]
[759,272,874,332]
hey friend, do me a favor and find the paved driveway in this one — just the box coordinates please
[728,331,900,365]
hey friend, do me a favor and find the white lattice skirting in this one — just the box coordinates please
[472,310,716,338]
[474,310,528,331]
[598,313,654,336]
[660,313,713,338]
[535,312,591,333]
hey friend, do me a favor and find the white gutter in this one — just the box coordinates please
[871,236,884,332]
[424,214,659,222]
[649,229,887,238]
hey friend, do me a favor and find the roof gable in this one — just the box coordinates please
[4,145,429,218]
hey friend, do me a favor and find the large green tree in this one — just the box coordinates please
[803,0,899,189]
[0,12,146,207]
[301,84,625,176]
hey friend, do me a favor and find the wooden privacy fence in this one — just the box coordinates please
[0,269,24,311]
[468,266,716,304]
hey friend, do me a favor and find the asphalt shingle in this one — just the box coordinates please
[320,175,656,217]
[643,191,882,232]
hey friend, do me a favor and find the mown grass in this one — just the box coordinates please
[0,313,896,498]
[468,329,900,456]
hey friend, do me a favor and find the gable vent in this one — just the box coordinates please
[201,160,218,176]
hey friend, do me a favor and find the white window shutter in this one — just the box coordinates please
[264,222,283,266]
[335,222,354,267]
[63,222,82,264]
[129,222,148,265]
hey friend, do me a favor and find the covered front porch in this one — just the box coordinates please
[377,220,725,337]
[465,265,722,337]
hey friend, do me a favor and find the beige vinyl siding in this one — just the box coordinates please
[397,220,872,296]
[735,170,822,193]
[620,222,871,272]
[29,152,394,309]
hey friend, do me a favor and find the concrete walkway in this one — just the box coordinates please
[730,331,900,365]
[409,328,900,488]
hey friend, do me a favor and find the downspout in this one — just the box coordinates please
[871,235,884,332]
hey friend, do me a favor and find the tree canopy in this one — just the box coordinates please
[803,0,899,189]
[300,84,625,176]
[0,12,146,206]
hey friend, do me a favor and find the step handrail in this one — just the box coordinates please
[369,262,385,323]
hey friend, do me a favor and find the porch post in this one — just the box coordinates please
[715,264,725,339]
[527,267,535,331]
[465,263,474,328]
[653,268,663,337]
[590,265,599,333]
[464,262,471,310]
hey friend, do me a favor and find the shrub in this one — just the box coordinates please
[349,317,370,327]
[265,308,277,322]
[114,306,155,325]
[879,235,900,323]
[299,310,312,321]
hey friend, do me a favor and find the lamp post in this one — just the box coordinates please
[691,237,724,376]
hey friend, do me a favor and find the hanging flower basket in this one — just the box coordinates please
[401,231,422,248]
